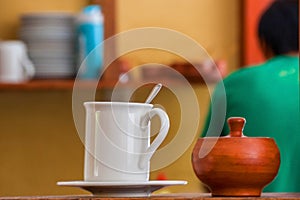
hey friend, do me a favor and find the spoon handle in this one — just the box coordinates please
[145,83,162,104]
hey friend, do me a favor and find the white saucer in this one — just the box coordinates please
[57,180,187,197]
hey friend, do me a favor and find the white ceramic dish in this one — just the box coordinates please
[57,180,187,197]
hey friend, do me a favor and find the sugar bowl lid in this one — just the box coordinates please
[227,116,247,137]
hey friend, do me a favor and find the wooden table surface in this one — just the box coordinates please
[1,193,300,200]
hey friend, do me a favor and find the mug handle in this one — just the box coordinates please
[21,52,35,79]
[139,108,170,169]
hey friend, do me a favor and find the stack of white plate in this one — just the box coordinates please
[20,12,77,79]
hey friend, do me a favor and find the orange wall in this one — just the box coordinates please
[0,0,89,40]
[116,0,241,73]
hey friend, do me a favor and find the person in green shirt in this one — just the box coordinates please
[201,0,299,192]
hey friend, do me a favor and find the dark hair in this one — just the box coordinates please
[258,0,299,55]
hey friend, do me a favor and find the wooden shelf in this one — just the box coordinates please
[0,79,125,91]
[0,79,76,91]
[0,78,198,91]
[0,60,226,91]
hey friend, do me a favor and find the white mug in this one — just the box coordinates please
[83,101,170,182]
[0,40,35,83]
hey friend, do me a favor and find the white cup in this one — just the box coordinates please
[0,40,35,83]
[83,101,170,182]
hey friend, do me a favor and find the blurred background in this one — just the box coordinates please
[0,0,272,196]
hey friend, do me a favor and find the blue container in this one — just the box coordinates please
[77,5,103,79]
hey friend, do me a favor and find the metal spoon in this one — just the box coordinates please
[145,83,162,104]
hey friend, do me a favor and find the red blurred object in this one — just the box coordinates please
[243,0,274,65]
[170,60,227,83]
[156,172,168,180]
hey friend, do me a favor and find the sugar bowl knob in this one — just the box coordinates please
[228,117,246,137]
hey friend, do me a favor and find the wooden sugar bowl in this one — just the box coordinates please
[192,117,280,197]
